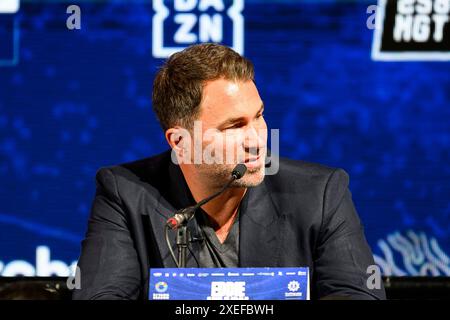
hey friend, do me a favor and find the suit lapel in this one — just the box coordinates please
[239,179,284,267]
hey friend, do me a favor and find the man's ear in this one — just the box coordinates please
[165,127,184,154]
[165,126,191,159]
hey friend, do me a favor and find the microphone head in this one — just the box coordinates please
[231,164,247,180]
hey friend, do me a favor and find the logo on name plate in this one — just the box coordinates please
[155,281,169,293]
[287,280,300,292]
[285,280,302,298]
[207,281,249,300]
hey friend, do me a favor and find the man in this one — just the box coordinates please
[73,43,386,300]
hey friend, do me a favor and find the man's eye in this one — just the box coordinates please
[224,125,239,130]
[223,123,245,130]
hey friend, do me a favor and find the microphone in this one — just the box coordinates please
[166,163,247,230]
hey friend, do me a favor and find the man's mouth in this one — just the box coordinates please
[242,153,263,169]
[244,154,260,163]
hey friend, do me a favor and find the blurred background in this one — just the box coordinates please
[0,0,449,289]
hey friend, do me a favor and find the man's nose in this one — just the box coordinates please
[243,126,265,150]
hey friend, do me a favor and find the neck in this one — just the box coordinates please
[179,164,246,229]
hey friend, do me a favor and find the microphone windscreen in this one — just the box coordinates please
[232,164,247,179]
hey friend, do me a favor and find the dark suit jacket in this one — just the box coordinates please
[73,150,386,300]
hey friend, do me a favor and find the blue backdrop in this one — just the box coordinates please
[0,0,449,277]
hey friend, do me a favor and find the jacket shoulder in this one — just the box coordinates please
[97,150,171,180]
[269,157,348,188]
[94,150,173,202]
[266,157,351,217]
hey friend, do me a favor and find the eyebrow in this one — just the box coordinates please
[218,103,265,129]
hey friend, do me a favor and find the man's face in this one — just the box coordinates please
[188,79,267,188]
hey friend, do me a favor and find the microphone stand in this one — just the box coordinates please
[176,226,189,268]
